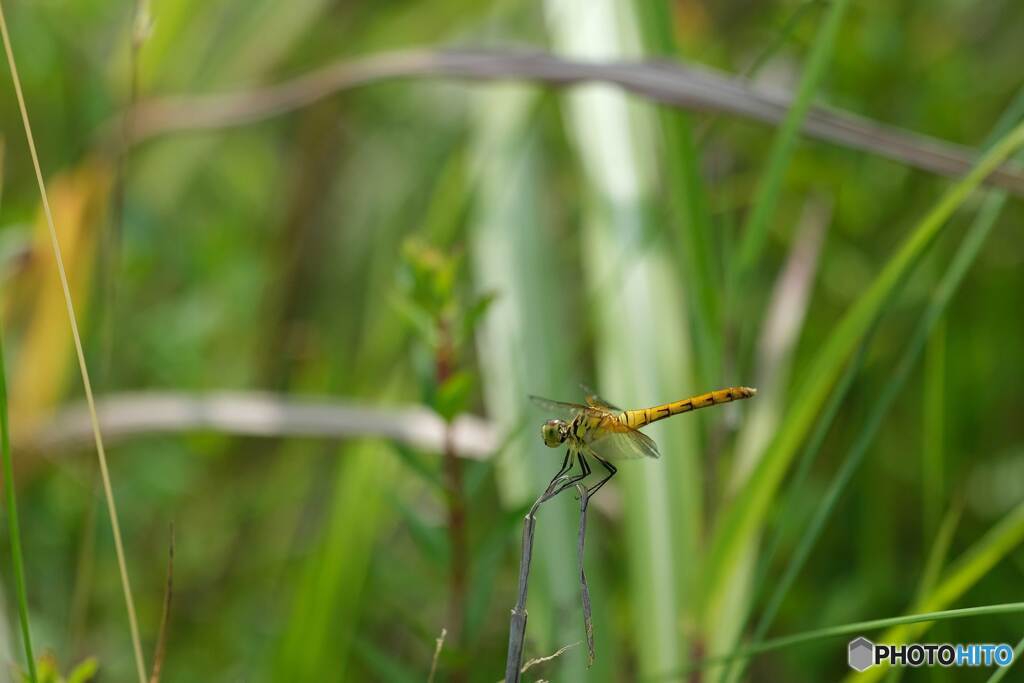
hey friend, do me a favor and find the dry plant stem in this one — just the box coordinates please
[505,493,543,683]
[428,627,447,683]
[27,391,498,459]
[505,457,583,682]
[443,420,468,653]
[436,324,468,679]
[519,641,579,676]
[0,5,148,682]
[115,49,1024,196]
[497,642,579,683]
[575,483,595,666]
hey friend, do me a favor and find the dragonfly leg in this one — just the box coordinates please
[582,453,617,503]
[545,449,574,492]
[571,450,593,500]
[545,449,572,485]
[544,450,591,501]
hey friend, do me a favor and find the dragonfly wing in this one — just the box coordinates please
[588,418,661,460]
[580,384,624,412]
[529,395,590,416]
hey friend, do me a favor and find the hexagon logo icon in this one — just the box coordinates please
[848,637,875,672]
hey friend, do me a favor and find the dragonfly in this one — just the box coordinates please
[530,386,757,503]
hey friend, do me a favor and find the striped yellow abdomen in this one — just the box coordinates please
[621,386,757,429]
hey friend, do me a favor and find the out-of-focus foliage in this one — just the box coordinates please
[18,655,96,683]
[0,0,1022,681]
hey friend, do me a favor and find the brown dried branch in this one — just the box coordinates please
[18,391,498,460]
[108,48,1024,196]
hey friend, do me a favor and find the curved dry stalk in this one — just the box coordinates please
[109,48,1024,196]
[21,391,498,460]
[518,641,579,678]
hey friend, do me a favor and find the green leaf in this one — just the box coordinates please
[546,1,703,676]
[390,442,443,491]
[433,370,473,422]
[460,290,497,343]
[65,658,99,683]
[660,603,1024,678]
[394,495,447,567]
[986,635,1024,683]
[843,500,1024,683]
[915,502,963,605]
[275,441,399,680]
[398,238,459,318]
[922,318,947,540]
[635,0,722,389]
[734,0,853,275]
[0,315,37,683]
[703,118,1024,632]
[726,165,1013,681]
[390,292,439,349]
[352,636,422,683]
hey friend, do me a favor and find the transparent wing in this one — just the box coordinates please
[588,417,661,460]
[529,395,590,417]
[579,383,623,412]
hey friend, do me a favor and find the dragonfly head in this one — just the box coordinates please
[541,419,569,448]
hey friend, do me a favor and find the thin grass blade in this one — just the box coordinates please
[545,0,703,675]
[469,84,592,680]
[733,0,852,275]
[0,323,36,680]
[844,500,1024,682]
[703,118,1024,637]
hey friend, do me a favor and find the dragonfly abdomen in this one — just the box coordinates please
[621,386,757,429]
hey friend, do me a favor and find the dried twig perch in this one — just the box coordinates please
[505,458,599,681]
[575,483,595,666]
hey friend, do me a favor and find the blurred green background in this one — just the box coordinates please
[1,0,1023,681]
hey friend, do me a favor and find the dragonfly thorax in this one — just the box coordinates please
[541,419,569,448]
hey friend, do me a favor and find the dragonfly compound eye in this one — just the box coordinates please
[541,419,566,448]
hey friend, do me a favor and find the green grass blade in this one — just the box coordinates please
[720,322,874,683]
[274,440,398,681]
[469,85,595,680]
[545,0,703,674]
[733,198,830,489]
[745,603,1024,666]
[922,318,946,540]
[986,634,1024,683]
[844,500,1024,683]
[888,502,963,683]
[658,603,1024,678]
[0,325,37,681]
[915,502,962,605]
[634,1,722,388]
[704,118,1024,632]
[734,0,853,275]
[728,177,1006,679]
